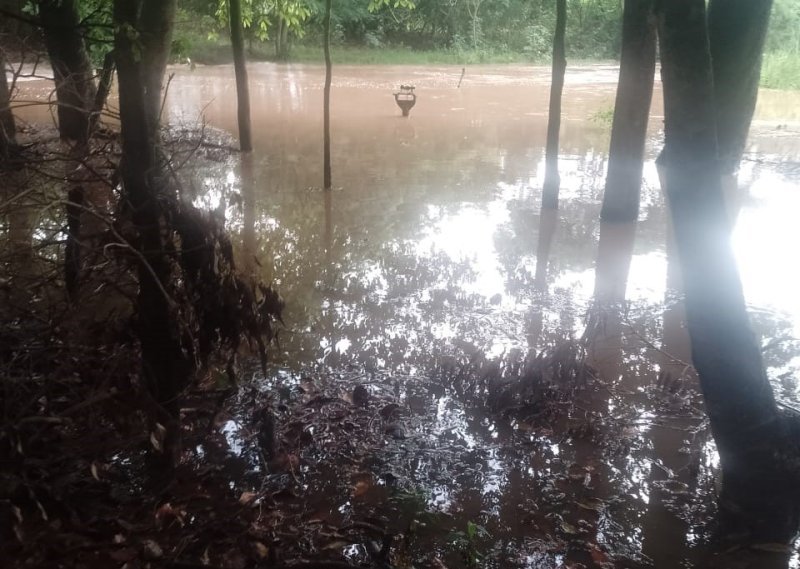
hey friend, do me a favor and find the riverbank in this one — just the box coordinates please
[181,40,800,90]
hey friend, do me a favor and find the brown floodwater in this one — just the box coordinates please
[163,63,800,568]
[159,63,800,383]
[10,63,800,568]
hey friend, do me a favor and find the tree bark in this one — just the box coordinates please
[541,0,566,211]
[114,0,188,474]
[139,0,177,128]
[229,0,253,152]
[1,48,18,161]
[708,0,774,175]
[600,0,656,222]
[38,0,96,144]
[39,0,99,299]
[323,0,332,191]
[89,51,115,135]
[276,16,290,60]
[657,0,798,542]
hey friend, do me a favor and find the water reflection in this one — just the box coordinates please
[177,65,799,565]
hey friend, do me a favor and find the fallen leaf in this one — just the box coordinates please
[560,521,578,535]
[576,498,604,511]
[239,492,257,506]
[35,500,48,521]
[353,479,371,497]
[142,539,163,560]
[90,462,101,481]
[253,542,269,558]
[149,432,162,452]
[155,502,186,528]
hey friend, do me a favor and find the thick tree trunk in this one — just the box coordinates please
[229,0,253,152]
[708,0,774,175]
[114,0,188,474]
[541,0,566,210]
[600,0,656,222]
[38,0,96,144]
[323,0,332,191]
[657,0,797,542]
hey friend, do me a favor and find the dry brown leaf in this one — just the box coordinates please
[353,479,371,497]
[239,491,257,506]
[253,541,269,558]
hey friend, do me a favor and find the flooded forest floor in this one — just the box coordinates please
[3,64,800,568]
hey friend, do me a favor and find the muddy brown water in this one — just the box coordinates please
[11,63,800,568]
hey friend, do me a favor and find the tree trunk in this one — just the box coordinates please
[229,0,253,152]
[323,0,332,191]
[39,0,96,144]
[541,0,566,210]
[280,19,289,59]
[600,0,656,222]
[1,48,18,161]
[114,0,188,475]
[39,0,98,299]
[275,16,284,59]
[89,52,115,134]
[708,0,774,176]
[657,0,798,542]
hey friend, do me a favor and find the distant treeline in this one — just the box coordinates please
[171,0,800,63]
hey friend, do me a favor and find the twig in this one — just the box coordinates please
[45,199,178,310]
[159,72,176,123]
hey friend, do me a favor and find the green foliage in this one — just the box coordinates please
[766,0,800,55]
[285,44,529,64]
[367,0,415,12]
[214,0,312,42]
[168,0,800,91]
[173,7,221,62]
[448,521,490,567]
[589,105,614,126]
[760,51,800,90]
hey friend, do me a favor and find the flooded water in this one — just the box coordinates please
[161,63,800,385]
[11,63,800,567]
[161,63,800,568]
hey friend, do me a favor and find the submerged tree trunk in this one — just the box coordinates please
[114,0,188,474]
[708,0,774,176]
[39,0,96,144]
[322,0,332,191]
[541,0,566,210]
[39,0,98,300]
[229,0,253,152]
[600,0,656,222]
[657,0,798,542]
